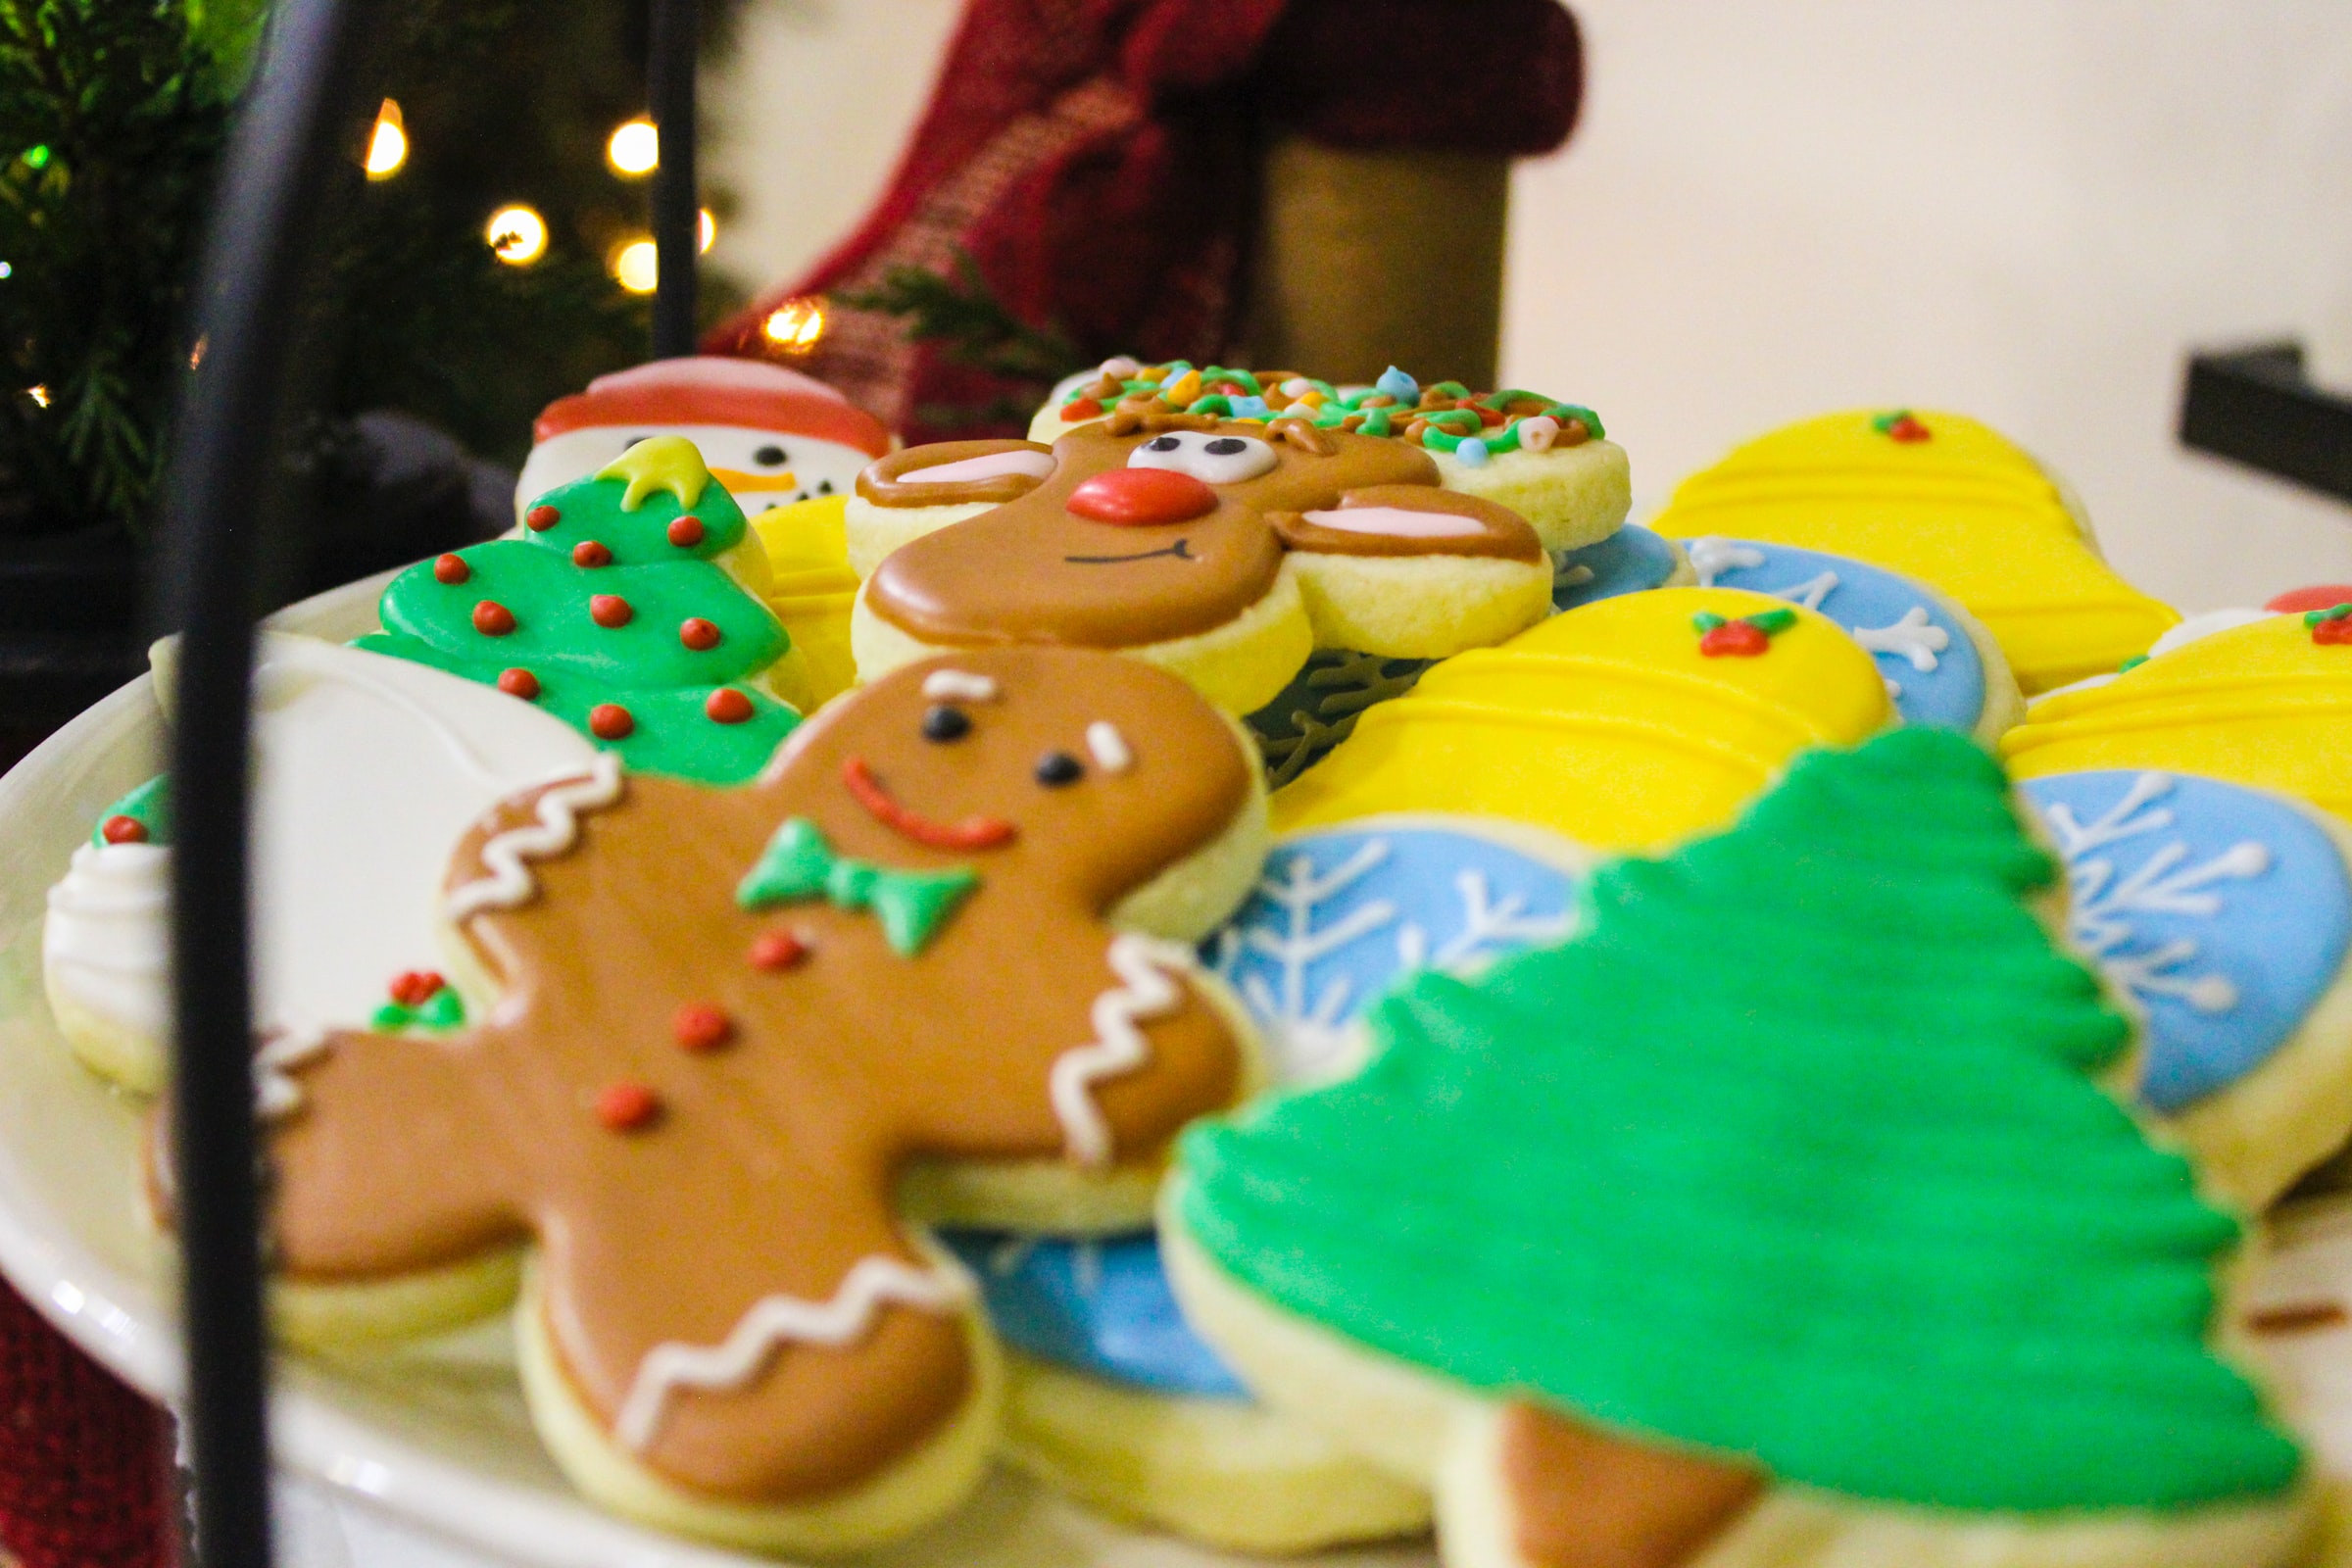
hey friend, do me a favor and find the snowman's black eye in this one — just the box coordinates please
[816,478,834,495]
[1034,751,1084,786]
[922,705,971,743]
[1205,437,1247,455]
[1145,434,1183,452]
[754,444,787,467]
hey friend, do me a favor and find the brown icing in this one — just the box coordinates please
[857,439,1056,508]
[1498,1400,1764,1568]
[258,648,1253,1503]
[1268,485,1542,563]
[862,420,1545,649]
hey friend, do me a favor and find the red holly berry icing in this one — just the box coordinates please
[1700,621,1771,658]
[666,514,705,548]
[705,687,754,724]
[590,594,634,628]
[747,928,809,970]
[672,1003,734,1053]
[472,601,516,636]
[679,617,721,651]
[100,814,148,845]
[589,703,635,739]
[497,667,541,700]
[1873,410,1932,444]
[525,504,562,531]
[388,970,447,1007]
[433,554,470,584]
[572,540,613,568]
[2312,612,2352,647]
[594,1081,662,1132]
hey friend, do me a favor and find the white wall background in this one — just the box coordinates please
[710,0,2352,611]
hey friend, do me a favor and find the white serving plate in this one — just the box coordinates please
[0,574,1436,1568]
[2,575,2349,1565]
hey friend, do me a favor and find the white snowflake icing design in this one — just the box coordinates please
[2040,772,2271,1015]
[1686,535,1948,673]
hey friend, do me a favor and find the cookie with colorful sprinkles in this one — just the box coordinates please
[1168,729,2311,1568]
[225,646,1267,1553]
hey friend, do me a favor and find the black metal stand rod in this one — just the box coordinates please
[2180,341,2352,507]
[158,0,381,1562]
[649,0,699,358]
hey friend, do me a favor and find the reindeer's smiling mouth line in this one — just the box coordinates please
[1065,539,1195,565]
[841,756,1019,851]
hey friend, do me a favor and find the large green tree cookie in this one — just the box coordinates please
[358,436,799,783]
[1179,727,2299,1517]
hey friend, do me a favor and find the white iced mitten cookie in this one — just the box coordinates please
[1170,731,2311,1568]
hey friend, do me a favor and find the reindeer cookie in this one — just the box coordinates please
[243,648,1268,1553]
[847,415,1558,714]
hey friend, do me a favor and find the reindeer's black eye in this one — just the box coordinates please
[1145,434,1183,452]
[1205,437,1247,455]
[921,705,971,742]
[1034,751,1084,786]
[754,444,788,467]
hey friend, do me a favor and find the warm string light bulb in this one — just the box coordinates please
[364,99,407,179]
[699,209,715,253]
[486,206,548,267]
[762,298,826,354]
[612,238,659,294]
[608,118,658,177]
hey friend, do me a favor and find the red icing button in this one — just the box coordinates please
[748,929,808,970]
[525,504,561,531]
[1886,414,1931,443]
[679,617,721,651]
[672,1003,733,1053]
[432,553,470,584]
[590,594,634,628]
[388,970,446,1006]
[472,601,516,636]
[595,1081,662,1131]
[1059,397,1103,422]
[572,540,613,568]
[667,515,705,548]
[706,687,755,723]
[1699,621,1771,658]
[589,703,635,739]
[100,814,148,845]
[2267,585,2352,613]
[1065,467,1219,526]
[2317,617,2352,647]
[497,667,541,700]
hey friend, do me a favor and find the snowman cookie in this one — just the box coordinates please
[237,647,1268,1553]
[848,416,1555,715]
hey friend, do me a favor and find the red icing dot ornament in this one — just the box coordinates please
[1872,410,1932,444]
[672,1003,734,1053]
[679,617,721,651]
[1065,467,1219,526]
[525,504,562,531]
[572,540,613,568]
[589,703,635,740]
[667,515,705,548]
[2270,585,2352,614]
[2307,604,2352,646]
[748,929,809,970]
[706,687,755,723]
[1694,608,1796,659]
[590,594,634,628]
[1059,397,1103,422]
[388,970,446,1007]
[472,601,516,636]
[432,553,470,584]
[101,814,148,845]
[594,1081,662,1132]
[497,667,541,700]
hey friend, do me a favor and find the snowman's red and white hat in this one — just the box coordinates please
[517,356,894,516]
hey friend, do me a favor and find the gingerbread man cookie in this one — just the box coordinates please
[848,415,1556,714]
[246,647,1267,1552]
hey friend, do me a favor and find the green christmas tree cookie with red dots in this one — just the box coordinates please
[358,437,800,783]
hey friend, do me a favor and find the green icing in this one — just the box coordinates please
[372,985,465,1032]
[736,817,978,956]
[94,774,172,846]
[358,457,798,786]
[1178,728,2299,1514]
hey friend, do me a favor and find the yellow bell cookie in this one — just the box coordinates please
[752,495,860,711]
[2004,610,2352,825]
[1270,587,1894,852]
[1651,409,2179,694]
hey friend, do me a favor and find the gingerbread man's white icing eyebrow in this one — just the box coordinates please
[1086,721,1134,774]
[922,669,1001,703]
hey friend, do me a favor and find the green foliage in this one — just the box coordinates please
[834,246,1085,430]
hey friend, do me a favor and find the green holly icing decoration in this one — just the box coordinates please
[371,985,466,1033]
[736,817,978,956]
[2302,604,2352,627]
[1179,728,2299,1514]
[93,774,173,846]
[356,437,800,785]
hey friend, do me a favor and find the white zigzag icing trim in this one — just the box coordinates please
[254,1020,332,1122]
[1051,934,1194,1168]
[443,754,625,923]
[612,1256,969,1453]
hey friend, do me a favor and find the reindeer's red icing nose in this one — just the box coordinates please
[1065,467,1219,526]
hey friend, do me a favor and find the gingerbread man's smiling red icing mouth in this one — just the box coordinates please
[840,756,1017,851]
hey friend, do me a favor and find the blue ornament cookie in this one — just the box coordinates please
[2020,769,2352,1114]
[1551,523,1683,612]
[954,821,1586,1397]
[1683,534,1992,732]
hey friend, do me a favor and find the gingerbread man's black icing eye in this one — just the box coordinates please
[1034,751,1084,786]
[1128,429,1277,485]
[921,705,971,742]
[755,444,788,467]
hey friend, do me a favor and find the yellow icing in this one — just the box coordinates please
[2003,612,2352,823]
[1270,587,1894,851]
[595,434,712,513]
[752,496,861,712]
[1651,410,2179,694]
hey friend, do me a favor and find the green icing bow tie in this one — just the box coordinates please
[736,816,979,956]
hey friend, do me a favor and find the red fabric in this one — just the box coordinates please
[0,1277,172,1568]
[708,0,1583,441]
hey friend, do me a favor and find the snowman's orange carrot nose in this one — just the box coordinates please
[709,465,799,493]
